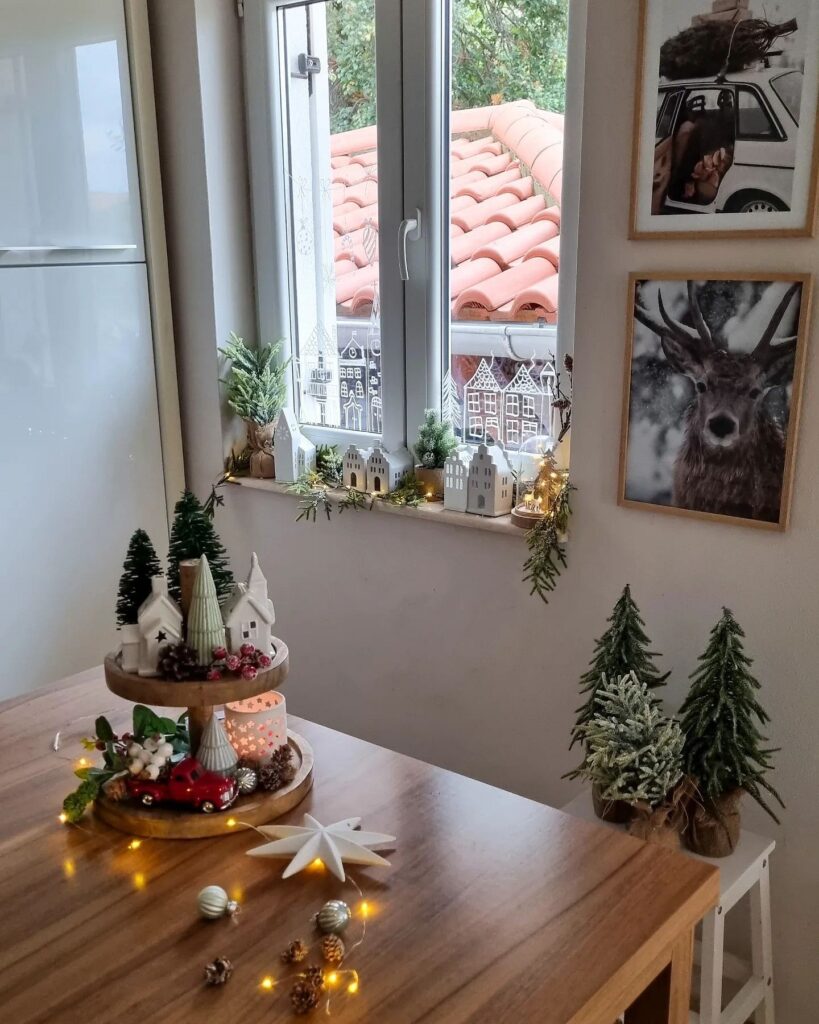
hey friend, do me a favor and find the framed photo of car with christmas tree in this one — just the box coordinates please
[630,0,819,238]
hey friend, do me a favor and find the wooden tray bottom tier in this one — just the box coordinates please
[93,732,313,840]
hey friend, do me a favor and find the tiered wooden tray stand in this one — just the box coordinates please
[96,637,314,839]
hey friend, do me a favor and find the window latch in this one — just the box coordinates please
[295,53,322,78]
[398,209,422,282]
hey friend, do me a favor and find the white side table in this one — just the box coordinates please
[561,791,775,1024]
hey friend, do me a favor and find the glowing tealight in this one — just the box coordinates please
[127,839,142,850]
[260,976,275,991]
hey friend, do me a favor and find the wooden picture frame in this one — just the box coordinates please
[619,272,812,530]
[630,0,819,239]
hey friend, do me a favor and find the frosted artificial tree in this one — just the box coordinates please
[187,556,227,666]
[196,713,238,777]
[413,409,458,499]
[569,672,684,823]
[116,529,163,626]
[680,608,783,855]
[570,584,668,748]
[167,490,233,603]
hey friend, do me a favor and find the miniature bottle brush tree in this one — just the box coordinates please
[679,608,783,856]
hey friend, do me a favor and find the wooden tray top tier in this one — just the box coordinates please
[103,637,289,708]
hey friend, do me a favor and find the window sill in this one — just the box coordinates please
[228,477,525,538]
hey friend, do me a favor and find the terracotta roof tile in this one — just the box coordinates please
[330,100,563,322]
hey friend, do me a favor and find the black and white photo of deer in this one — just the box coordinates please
[629,278,805,524]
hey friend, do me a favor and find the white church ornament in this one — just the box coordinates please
[221,552,276,654]
[135,576,183,676]
[247,813,396,881]
[273,409,316,484]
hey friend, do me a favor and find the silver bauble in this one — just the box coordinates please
[236,766,258,795]
[197,885,229,919]
[316,899,351,935]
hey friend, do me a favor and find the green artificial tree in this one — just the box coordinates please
[186,556,227,666]
[413,409,458,469]
[219,333,291,426]
[569,672,684,807]
[680,608,784,823]
[570,584,668,748]
[167,491,233,603]
[115,529,163,627]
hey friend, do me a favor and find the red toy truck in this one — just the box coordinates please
[126,757,238,813]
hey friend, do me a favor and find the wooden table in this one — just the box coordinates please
[0,669,718,1023]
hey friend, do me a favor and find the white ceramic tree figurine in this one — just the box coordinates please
[187,555,227,666]
[196,713,238,777]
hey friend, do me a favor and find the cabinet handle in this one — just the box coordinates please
[0,245,138,253]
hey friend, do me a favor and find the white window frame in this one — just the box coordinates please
[242,0,585,457]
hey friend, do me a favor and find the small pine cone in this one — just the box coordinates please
[281,939,309,964]
[320,934,345,965]
[290,979,320,1015]
[102,776,129,802]
[258,761,282,792]
[203,957,233,986]
[300,965,325,992]
[270,743,296,784]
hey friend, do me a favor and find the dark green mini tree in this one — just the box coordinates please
[570,584,668,748]
[116,529,163,626]
[167,491,233,603]
[680,608,784,823]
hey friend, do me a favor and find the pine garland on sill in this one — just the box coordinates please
[522,476,574,603]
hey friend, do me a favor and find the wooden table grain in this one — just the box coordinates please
[0,668,718,1024]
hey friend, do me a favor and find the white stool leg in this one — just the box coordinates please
[700,905,724,1024]
[751,857,775,1024]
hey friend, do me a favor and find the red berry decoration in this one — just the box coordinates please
[257,653,272,669]
[206,669,222,681]
[226,655,240,672]
[241,665,258,681]
[240,643,256,657]
[212,646,227,660]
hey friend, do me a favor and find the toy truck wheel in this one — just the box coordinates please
[141,794,155,807]
[201,801,216,814]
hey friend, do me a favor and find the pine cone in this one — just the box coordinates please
[203,957,233,986]
[320,934,345,965]
[290,979,320,1015]
[102,776,129,802]
[300,965,325,992]
[281,939,309,964]
[157,642,200,681]
[259,745,296,791]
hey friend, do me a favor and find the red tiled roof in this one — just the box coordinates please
[331,99,563,323]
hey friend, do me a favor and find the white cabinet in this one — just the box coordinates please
[0,0,144,265]
[0,263,168,696]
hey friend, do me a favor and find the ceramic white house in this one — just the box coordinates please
[366,443,412,495]
[443,447,472,513]
[342,444,371,490]
[466,442,513,517]
[136,576,183,675]
[273,409,316,484]
[222,552,276,653]
[120,623,141,673]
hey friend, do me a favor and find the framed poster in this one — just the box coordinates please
[631,0,819,237]
[619,273,812,529]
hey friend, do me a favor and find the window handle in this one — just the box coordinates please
[397,209,422,282]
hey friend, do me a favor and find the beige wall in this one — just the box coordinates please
[151,1,819,1017]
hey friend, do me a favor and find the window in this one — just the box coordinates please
[736,87,779,140]
[243,0,575,462]
[771,71,802,125]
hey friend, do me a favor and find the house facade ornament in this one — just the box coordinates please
[222,553,276,654]
[466,441,513,517]
[135,576,183,676]
[273,409,316,484]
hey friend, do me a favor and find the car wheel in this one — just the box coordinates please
[141,794,154,807]
[725,190,788,214]
[201,801,216,814]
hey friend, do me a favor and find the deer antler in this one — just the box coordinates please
[687,281,713,348]
[658,290,709,347]
[753,283,801,361]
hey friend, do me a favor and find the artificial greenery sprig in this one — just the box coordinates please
[522,477,574,603]
[219,333,291,425]
[414,409,458,469]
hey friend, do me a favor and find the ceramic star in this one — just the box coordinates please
[246,814,396,881]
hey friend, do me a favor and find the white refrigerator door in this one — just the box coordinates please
[0,263,168,697]
[0,0,144,266]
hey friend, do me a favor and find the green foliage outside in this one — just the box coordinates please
[327,0,569,134]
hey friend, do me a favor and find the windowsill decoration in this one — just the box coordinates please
[60,492,314,839]
[413,409,458,500]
